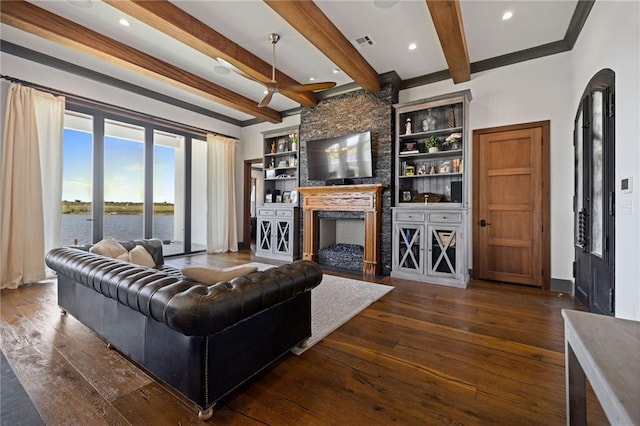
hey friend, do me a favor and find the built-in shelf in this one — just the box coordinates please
[398,126,463,139]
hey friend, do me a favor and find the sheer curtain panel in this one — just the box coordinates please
[0,84,65,289]
[206,134,238,253]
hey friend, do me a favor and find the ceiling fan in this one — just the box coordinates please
[225,33,336,108]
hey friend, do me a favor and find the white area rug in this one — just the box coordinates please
[242,262,393,355]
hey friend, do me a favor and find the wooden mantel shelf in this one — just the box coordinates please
[297,184,387,275]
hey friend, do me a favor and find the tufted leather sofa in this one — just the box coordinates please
[45,240,322,419]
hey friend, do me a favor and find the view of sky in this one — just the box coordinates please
[62,128,176,203]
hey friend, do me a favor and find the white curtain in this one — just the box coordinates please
[0,84,65,289]
[206,134,238,253]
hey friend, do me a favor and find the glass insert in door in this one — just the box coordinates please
[431,228,457,275]
[259,220,272,251]
[61,111,94,246]
[591,91,604,257]
[103,119,145,241]
[153,130,184,255]
[397,225,423,272]
[275,219,290,254]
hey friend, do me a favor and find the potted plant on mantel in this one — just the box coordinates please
[425,136,440,153]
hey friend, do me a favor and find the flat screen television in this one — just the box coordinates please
[306,131,373,182]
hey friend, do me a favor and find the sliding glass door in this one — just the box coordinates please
[60,105,205,256]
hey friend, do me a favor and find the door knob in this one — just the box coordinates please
[480,219,491,227]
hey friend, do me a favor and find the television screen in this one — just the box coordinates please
[306,131,373,181]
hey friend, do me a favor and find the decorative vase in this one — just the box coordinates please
[428,147,439,153]
[422,109,436,131]
[450,141,460,150]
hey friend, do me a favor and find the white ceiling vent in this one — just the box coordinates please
[354,35,375,48]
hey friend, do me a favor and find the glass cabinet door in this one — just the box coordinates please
[258,218,272,252]
[428,226,460,278]
[274,219,291,255]
[394,224,424,274]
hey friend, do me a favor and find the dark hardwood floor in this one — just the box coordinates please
[0,250,607,425]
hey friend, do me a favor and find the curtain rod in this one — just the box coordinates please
[0,74,238,140]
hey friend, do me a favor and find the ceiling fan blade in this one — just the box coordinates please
[258,91,274,108]
[282,82,337,92]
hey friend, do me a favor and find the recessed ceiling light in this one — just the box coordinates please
[263,90,269,95]
[408,43,417,51]
[309,77,316,81]
[119,18,130,27]
[502,11,513,20]
[333,69,341,74]
[213,66,230,75]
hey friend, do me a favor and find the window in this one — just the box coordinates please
[60,105,205,256]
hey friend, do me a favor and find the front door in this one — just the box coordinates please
[473,121,550,288]
[574,69,615,316]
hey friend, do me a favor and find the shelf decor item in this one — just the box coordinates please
[289,133,298,151]
[422,109,437,131]
[443,132,462,150]
[447,106,456,128]
[405,118,412,135]
[425,136,440,153]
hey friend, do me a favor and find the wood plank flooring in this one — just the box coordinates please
[0,250,608,425]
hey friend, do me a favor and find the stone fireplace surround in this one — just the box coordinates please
[298,81,398,275]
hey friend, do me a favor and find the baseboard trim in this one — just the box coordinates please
[551,278,573,294]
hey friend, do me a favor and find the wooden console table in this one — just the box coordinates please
[562,309,640,425]
[297,184,387,275]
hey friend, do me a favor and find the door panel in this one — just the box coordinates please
[475,125,545,286]
[574,69,615,316]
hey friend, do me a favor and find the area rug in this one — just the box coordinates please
[242,263,393,355]
[1,351,44,425]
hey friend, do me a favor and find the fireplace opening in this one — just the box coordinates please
[317,217,364,272]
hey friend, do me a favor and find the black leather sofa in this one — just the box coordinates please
[45,239,322,420]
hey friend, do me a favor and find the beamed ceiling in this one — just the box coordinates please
[0,0,591,126]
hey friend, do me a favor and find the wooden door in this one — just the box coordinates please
[473,121,550,288]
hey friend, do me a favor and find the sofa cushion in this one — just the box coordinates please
[181,266,258,285]
[129,245,156,267]
[116,252,130,262]
[90,237,128,258]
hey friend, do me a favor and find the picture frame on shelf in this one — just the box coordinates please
[282,191,291,203]
[402,190,413,202]
[438,160,451,174]
[275,195,282,203]
[277,138,287,152]
[265,193,272,203]
[290,190,298,204]
[265,169,276,179]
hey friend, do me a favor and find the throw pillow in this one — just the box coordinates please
[90,236,128,259]
[115,252,130,262]
[129,245,156,268]
[181,266,258,285]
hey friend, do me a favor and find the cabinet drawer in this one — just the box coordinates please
[395,211,426,222]
[428,212,461,223]
[259,209,275,217]
[276,209,292,217]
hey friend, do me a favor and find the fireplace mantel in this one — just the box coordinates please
[298,184,387,275]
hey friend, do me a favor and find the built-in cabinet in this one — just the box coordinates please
[255,206,299,261]
[256,126,300,261]
[391,91,471,287]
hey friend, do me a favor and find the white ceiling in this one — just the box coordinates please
[1,0,579,123]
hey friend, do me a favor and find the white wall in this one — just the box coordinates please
[400,52,575,281]
[1,54,242,138]
[570,1,640,320]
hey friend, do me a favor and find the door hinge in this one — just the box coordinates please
[572,261,576,278]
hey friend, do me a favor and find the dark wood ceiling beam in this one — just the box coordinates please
[264,0,380,93]
[0,0,282,123]
[104,0,318,108]
[426,0,471,84]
